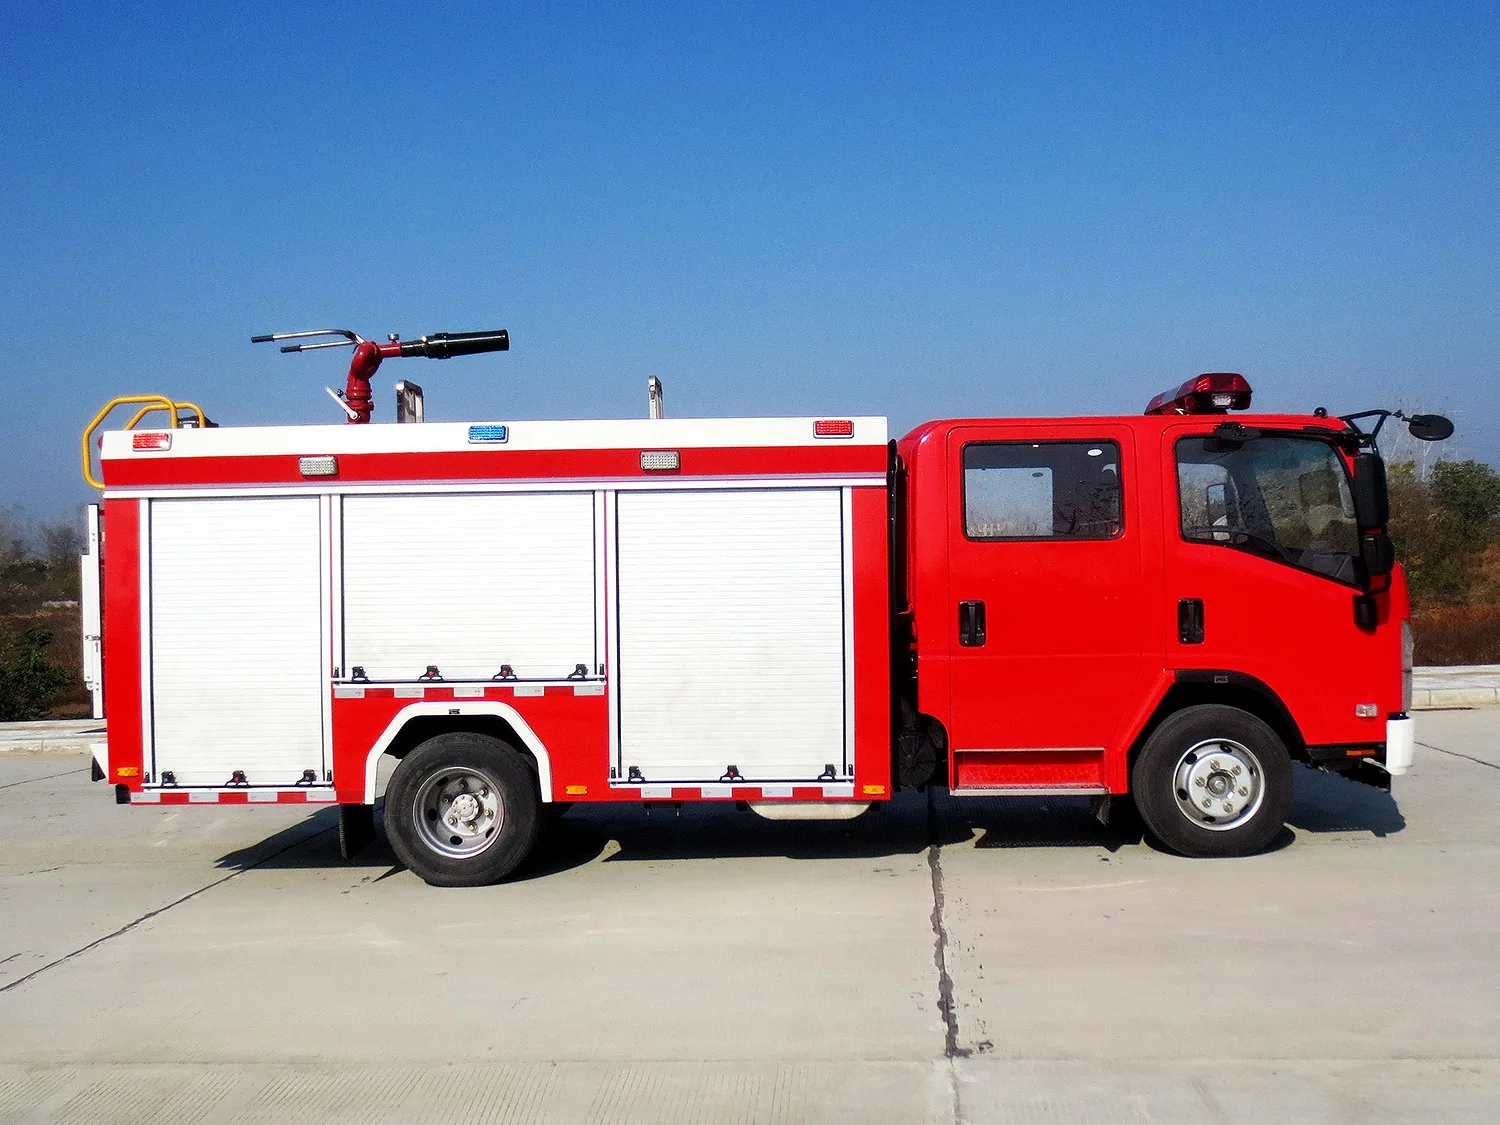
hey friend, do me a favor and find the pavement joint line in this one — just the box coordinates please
[0,767,88,791]
[1417,740,1500,772]
[0,821,337,996]
[925,788,968,1100]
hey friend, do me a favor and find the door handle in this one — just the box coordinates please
[959,600,987,647]
[1178,598,1205,644]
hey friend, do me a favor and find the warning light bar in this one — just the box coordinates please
[132,432,173,451]
[814,419,855,438]
[1144,373,1253,416]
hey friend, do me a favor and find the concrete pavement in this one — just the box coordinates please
[0,709,1498,1122]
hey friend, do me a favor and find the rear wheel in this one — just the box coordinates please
[384,732,540,887]
[1132,704,1292,858]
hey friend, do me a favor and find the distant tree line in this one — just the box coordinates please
[1388,460,1500,605]
[1387,460,1500,665]
[0,508,84,721]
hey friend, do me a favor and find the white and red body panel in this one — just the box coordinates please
[96,417,893,808]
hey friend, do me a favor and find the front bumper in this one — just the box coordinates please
[1303,714,1414,790]
[1384,714,1415,776]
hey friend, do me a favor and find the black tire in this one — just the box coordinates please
[1132,704,1293,858]
[384,732,541,887]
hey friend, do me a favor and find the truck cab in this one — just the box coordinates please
[897,374,1414,857]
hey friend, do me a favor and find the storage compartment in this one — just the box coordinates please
[149,497,326,787]
[341,492,598,681]
[615,488,849,783]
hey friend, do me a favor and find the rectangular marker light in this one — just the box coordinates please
[640,450,680,471]
[467,424,510,443]
[814,419,855,438]
[298,456,338,477]
[132,432,172,451]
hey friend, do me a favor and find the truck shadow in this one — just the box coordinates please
[951,796,1146,854]
[1287,763,1406,837]
[216,767,1405,880]
[214,807,346,872]
[521,791,942,879]
[524,791,1149,878]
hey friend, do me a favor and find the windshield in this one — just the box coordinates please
[1176,434,1360,584]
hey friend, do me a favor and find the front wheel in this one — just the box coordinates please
[384,732,541,887]
[1132,704,1293,858]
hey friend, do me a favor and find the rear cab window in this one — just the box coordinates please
[963,440,1123,540]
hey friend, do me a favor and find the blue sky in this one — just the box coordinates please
[3,1,1497,521]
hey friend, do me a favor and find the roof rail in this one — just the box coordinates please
[81,395,214,490]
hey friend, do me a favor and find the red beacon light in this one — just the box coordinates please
[1144,372,1253,416]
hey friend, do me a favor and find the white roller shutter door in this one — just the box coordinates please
[149,497,326,787]
[342,493,596,681]
[616,489,847,783]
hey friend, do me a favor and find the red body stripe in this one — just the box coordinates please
[105,446,885,489]
[850,486,893,793]
[101,500,145,788]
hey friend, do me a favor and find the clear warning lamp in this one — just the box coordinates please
[1144,372,1253,416]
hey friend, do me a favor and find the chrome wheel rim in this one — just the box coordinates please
[413,767,504,858]
[1171,738,1265,831]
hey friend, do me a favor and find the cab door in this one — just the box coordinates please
[945,423,1149,757]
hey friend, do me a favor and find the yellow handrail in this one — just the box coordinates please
[81,395,182,490]
[121,400,209,431]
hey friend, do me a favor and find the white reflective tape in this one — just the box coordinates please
[334,685,366,699]
[759,784,794,798]
[394,686,426,698]
[820,783,856,798]
[454,685,486,699]
[188,792,220,803]
[306,791,338,803]
[639,785,674,799]
[132,791,161,803]
[1385,716,1416,775]
[248,791,280,803]
[514,685,545,697]
[573,683,604,696]
[698,784,734,798]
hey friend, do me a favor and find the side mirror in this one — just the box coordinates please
[1361,532,1395,577]
[1351,453,1389,532]
[1407,413,1454,442]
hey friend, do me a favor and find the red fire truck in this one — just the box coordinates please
[79,328,1449,886]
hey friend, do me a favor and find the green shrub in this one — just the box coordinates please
[0,624,73,722]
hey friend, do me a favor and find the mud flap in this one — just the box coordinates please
[339,803,376,860]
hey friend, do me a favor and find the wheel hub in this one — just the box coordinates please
[412,768,504,858]
[450,792,480,822]
[1172,740,1264,831]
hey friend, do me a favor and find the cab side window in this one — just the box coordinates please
[1176,435,1360,584]
[963,441,1123,540]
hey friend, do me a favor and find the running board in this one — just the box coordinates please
[949,785,1109,797]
